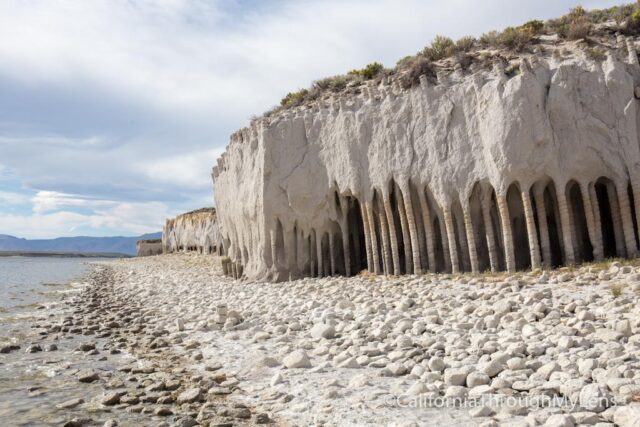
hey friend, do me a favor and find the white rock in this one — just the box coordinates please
[579,383,612,413]
[283,350,312,369]
[444,369,467,386]
[310,323,336,340]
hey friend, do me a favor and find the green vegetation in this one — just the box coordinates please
[348,62,385,80]
[265,2,640,117]
[587,46,607,60]
[610,282,624,298]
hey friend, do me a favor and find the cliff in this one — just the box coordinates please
[213,21,640,281]
[162,208,222,255]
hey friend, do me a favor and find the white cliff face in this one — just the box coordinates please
[213,38,640,281]
[162,208,222,255]
[136,239,162,257]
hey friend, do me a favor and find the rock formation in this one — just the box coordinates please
[136,239,162,257]
[162,208,222,255]
[213,36,640,281]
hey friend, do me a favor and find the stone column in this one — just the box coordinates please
[616,180,638,257]
[399,182,422,274]
[580,183,603,261]
[418,189,437,272]
[443,208,459,274]
[496,193,516,272]
[378,203,392,275]
[340,220,351,276]
[361,202,374,273]
[310,231,316,277]
[367,203,382,274]
[383,194,401,275]
[556,189,576,265]
[589,184,603,257]
[454,210,471,271]
[462,206,479,274]
[607,182,626,257]
[329,232,336,275]
[631,177,640,248]
[533,187,552,267]
[270,228,278,268]
[438,213,452,273]
[521,190,541,270]
[396,187,413,274]
[316,233,324,278]
[481,192,499,273]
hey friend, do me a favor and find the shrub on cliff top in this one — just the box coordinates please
[398,56,433,89]
[423,35,456,61]
[348,62,385,80]
[280,89,309,108]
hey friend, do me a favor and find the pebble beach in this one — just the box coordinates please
[4,254,640,426]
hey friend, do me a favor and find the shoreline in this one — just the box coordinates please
[0,251,131,258]
[0,260,270,426]
[4,253,640,425]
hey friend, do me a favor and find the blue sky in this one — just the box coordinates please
[0,0,624,238]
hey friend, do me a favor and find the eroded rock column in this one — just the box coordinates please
[340,220,351,276]
[399,182,422,274]
[580,183,603,261]
[443,208,459,274]
[383,193,401,275]
[556,189,576,265]
[607,182,626,257]
[533,187,552,267]
[361,202,374,273]
[396,188,413,274]
[481,192,499,273]
[328,232,336,275]
[417,189,437,272]
[270,228,278,269]
[438,214,452,273]
[521,190,541,270]
[615,180,638,257]
[462,206,479,274]
[588,184,603,259]
[366,203,381,274]
[316,233,324,278]
[378,202,392,275]
[496,193,516,272]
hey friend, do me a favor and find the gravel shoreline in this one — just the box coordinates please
[5,253,640,426]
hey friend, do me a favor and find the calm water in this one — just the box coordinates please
[0,257,98,310]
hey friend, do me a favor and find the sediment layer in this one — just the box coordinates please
[214,36,640,281]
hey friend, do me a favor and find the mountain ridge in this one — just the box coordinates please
[0,232,162,256]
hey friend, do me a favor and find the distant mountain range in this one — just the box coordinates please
[0,232,162,256]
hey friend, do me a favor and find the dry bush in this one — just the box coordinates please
[398,56,434,88]
[423,35,455,61]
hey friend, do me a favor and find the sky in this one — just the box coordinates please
[0,0,625,239]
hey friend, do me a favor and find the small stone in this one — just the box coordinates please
[25,344,42,353]
[579,384,612,413]
[481,360,503,378]
[469,405,494,417]
[283,350,312,368]
[310,323,336,339]
[444,369,467,386]
[56,397,84,409]
[77,370,99,383]
[177,388,201,403]
[544,414,574,427]
[428,357,445,372]
[154,407,173,416]
[45,344,58,352]
[270,373,283,386]
[255,413,271,424]
[101,392,121,406]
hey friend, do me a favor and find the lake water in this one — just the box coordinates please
[0,257,97,310]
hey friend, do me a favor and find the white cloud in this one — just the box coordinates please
[0,0,624,237]
[141,148,224,189]
[0,190,30,205]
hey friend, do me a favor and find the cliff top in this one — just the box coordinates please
[259,2,640,118]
